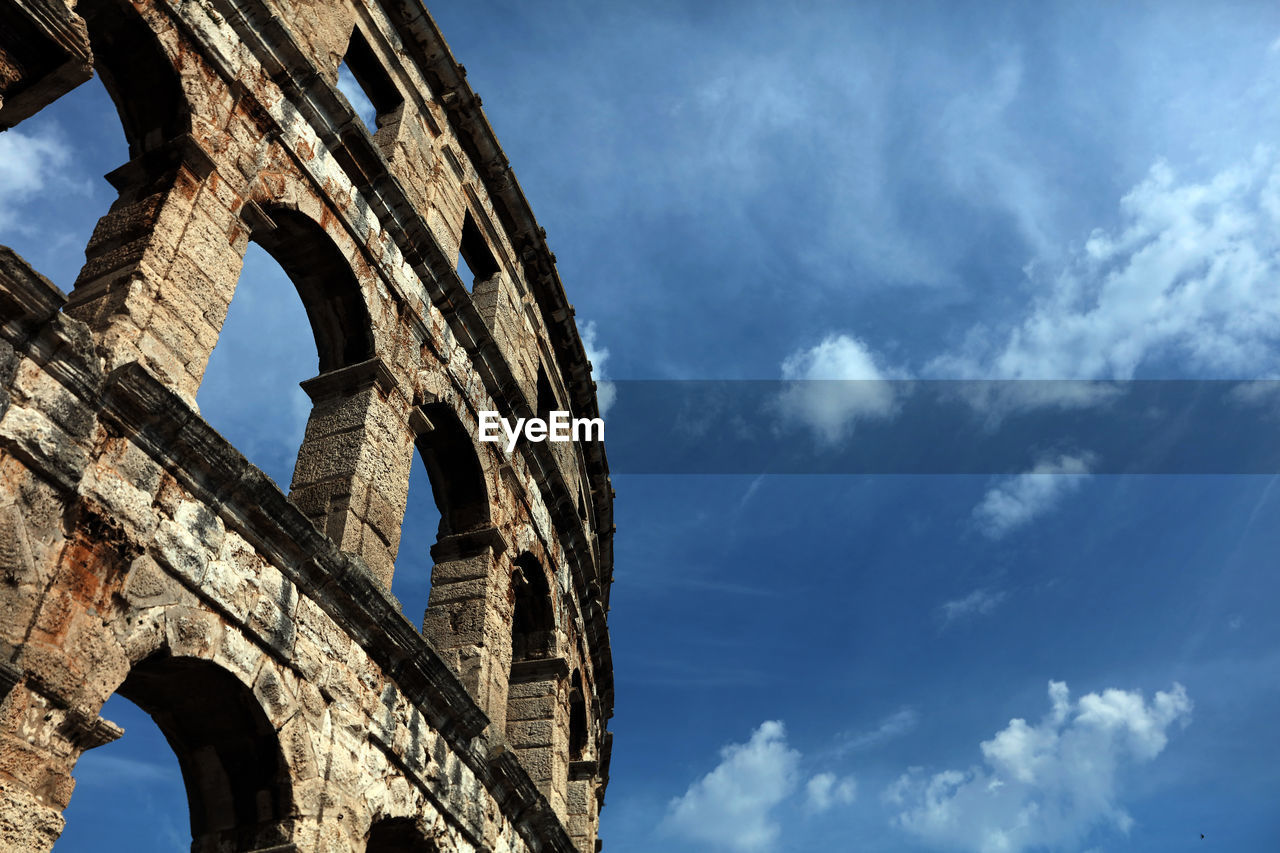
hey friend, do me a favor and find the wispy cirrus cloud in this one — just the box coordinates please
[833,708,921,757]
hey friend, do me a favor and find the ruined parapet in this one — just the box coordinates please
[0,1,613,850]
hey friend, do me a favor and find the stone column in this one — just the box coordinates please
[0,674,122,852]
[289,358,414,589]
[63,135,246,406]
[420,529,509,727]
[566,761,601,853]
[505,656,569,818]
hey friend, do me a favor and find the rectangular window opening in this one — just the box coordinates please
[459,211,500,290]
[336,28,402,134]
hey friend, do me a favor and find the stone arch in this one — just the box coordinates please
[504,552,569,812]
[365,816,436,852]
[564,665,599,853]
[50,0,267,408]
[416,400,507,719]
[109,653,294,852]
[79,0,189,157]
[237,197,414,588]
[414,401,493,541]
[510,552,556,663]
[249,205,377,373]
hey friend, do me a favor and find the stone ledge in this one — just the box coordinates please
[0,246,66,329]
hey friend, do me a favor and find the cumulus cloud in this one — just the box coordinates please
[580,320,616,418]
[777,333,906,444]
[786,149,1280,426]
[972,454,1094,538]
[805,772,856,814]
[932,149,1280,382]
[887,680,1192,853]
[663,720,801,851]
[939,588,1007,628]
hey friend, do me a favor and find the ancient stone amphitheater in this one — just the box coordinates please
[0,1,614,850]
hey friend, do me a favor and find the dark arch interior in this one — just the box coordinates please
[569,669,588,761]
[415,402,491,538]
[366,817,436,852]
[116,655,292,847]
[511,554,555,662]
[253,208,377,373]
[80,0,187,158]
[535,364,556,422]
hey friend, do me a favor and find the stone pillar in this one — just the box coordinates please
[0,678,122,852]
[289,358,414,589]
[566,762,600,853]
[505,657,569,818]
[63,135,246,406]
[420,530,509,727]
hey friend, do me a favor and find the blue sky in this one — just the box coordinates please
[4,1,1280,850]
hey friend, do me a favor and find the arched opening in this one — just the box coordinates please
[568,669,588,762]
[503,553,567,810]
[390,453,443,631]
[414,402,492,540]
[64,655,292,852]
[250,208,376,374]
[197,242,316,488]
[412,402,508,713]
[58,694,187,851]
[0,0,174,290]
[80,0,186,158]
[510,554,555,664]
[206,205,399,585]
[118,656,293,850]
[365,817,436,852]
[0,73,124,289]
[536,364,557,423]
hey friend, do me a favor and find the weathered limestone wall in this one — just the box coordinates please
[0,0,613,850]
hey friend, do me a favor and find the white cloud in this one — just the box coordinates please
[973,454,1093,538]
[932,150,1280,382]
[939,588,1007,628]
[805,772,856,814]
[0,127,84,232]
[887,681,1192,853]
[778,333,906,444]
[663,720,801,852]
[580,320,616,418]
